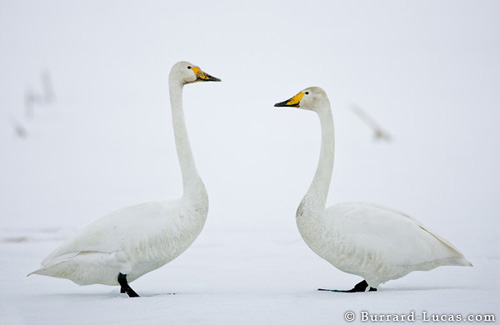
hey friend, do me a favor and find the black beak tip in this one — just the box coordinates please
[274,100,295,108]
[207,74,221,82]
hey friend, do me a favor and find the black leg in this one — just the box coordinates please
[118,273,140,298]
[318,280,377,293]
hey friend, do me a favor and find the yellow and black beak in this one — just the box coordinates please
[192,66,221,82]
[274,92,305,108]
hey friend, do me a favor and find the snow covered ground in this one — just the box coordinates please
[1,0,499,323]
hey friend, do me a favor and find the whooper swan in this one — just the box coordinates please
[275,87,471,292]
[29,61,221,297]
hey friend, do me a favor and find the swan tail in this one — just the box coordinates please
[27,261,100,285]
[434,247,473,268]
[27,261,67,278]
[28,251,81,278]
[28,251,122,285]
[440,244,473,267]
[27,269,40,277]
[27,267,50,277]
[415,225,472,267]
[426,256,473,270]
[449,256,473,267]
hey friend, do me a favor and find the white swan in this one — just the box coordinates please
[274,87,472,292]
[29,61,221,297]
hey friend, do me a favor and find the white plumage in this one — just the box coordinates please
[275,87,471,292]
[29,61,220,297]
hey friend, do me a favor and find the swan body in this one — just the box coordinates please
[29,61,220,296]
[275,87,471,291]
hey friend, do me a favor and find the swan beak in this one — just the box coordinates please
[192,66,221,82]
[274,92,305,108]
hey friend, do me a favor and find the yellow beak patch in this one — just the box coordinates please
[190,66,220,82]
[191,66,208,81]
[286,92,305,106]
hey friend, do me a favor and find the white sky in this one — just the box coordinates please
[0,0,499,236]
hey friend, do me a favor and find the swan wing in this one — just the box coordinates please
[39,200,177,267]
[326,202,471,268]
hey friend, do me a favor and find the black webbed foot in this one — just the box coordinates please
[318,280,377,293]
[118,273,140,298]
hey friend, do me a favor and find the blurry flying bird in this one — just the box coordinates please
[350,104,392,142]
[7,116,28,138]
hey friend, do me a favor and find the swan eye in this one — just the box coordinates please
[187,66,192,69]
[305,92,309,95]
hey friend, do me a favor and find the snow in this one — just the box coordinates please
[1,0,499,323]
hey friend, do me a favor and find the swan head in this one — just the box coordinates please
[170,61,221,85]
[274,87,329,112]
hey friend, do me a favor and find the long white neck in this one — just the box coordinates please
[168,80,206,201]
[298,101,335,215]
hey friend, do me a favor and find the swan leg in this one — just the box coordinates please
[318,280,377,293]
[118,273,140,298]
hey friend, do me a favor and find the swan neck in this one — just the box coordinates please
[169,81,205,200]
[301,103,335,213]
